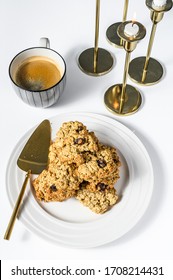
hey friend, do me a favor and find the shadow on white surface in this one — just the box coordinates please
[51,47,116,107]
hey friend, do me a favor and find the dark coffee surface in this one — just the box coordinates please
[14,56,61,91]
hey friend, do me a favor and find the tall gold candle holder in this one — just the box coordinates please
[78,0,113,76]
[106,0,129,48]
[104,21,146,116]
[129,0,172,85]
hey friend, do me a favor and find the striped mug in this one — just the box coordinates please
[9,38,66,108]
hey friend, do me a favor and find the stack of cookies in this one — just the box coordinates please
[32,121,121,214]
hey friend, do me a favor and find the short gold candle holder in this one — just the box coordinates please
[104,21,146,116]
[78,0,113,76]
[129,0,173,85]
[106,0,129,48]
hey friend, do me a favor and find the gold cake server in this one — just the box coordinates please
[4,119,51,240]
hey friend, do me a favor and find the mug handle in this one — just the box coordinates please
[39,37,50,48]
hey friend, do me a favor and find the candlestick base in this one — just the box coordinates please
[78,48,113,76]
[104,84,142,116]
[129,56,163,85]
[106,22,123,48]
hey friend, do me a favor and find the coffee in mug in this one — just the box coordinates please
[9,38,66,108]
[14,56,62,91]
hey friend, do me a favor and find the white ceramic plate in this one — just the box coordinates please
[6,113,154,248]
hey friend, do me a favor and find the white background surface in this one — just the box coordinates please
[0,0,173,260]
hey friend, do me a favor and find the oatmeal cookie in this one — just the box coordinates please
[99,143,120,166]
[56,121,88,142]
[32,121,121,213]
[48,142,84,166]
[55,121,99,149]
[32,162,81,202]
[48,142,61,164]
[76,186,118,214]
[76,145,120,182]
[49,121,99,165]
[78,167,120,192]
[85,173,120,192]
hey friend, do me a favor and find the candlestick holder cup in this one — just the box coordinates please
[78,0,113,76]
[106,0,129,48]
[129,0,173,85]
[104,21,146,116]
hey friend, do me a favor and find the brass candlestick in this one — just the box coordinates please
[104,21,146,116]
[106,0,129,48]
[129,0,173,85]
[78,0,113,76]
